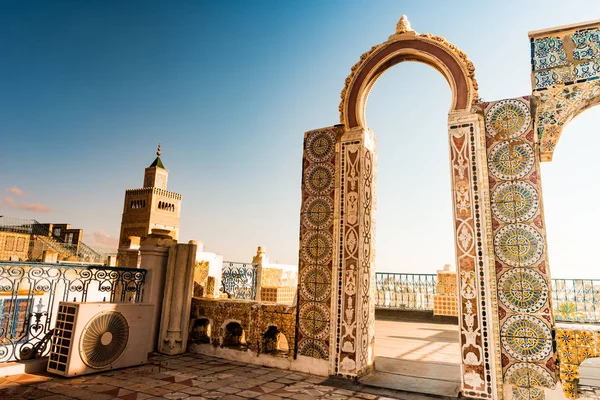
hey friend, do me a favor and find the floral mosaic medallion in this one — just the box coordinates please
[491,181,539,223]
[512,387,544,400]
[501,315,552,361]
[485,99,531,139]
[488,140,535,180]
[305,130,336,163]
[302,196,334,230]
[505,362,554,388]
[298,303,330,340]
[305,163,335,195]
[297,338,329,359]
[300,265,331,302]
[494,224,544,267]
[301,231,333,265]
[498,269,548,313]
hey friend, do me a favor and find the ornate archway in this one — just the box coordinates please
[296,16,497,399]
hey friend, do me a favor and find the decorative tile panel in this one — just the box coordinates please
[483,96,556,397]
[297,126,341,361]
[335,131,375,378]
[555,324,600,398]
[447,116,494,399]
[529,21,600,161]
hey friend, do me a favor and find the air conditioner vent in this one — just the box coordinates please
[80,311,129,368]
[47,302,154,377]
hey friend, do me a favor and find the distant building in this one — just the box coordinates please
[0,216,103,262]
[117,145,181,266]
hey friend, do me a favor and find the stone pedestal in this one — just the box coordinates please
[195,248,223,298]
[41,250,58,263]
[434,264,459,317]
[139,230,176,352]
[252,246,268,302]
[158,240,198,355]
[117,236,141,268]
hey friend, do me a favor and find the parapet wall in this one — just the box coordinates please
[188,297,296,358]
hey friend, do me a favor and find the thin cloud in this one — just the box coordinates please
[15,203,52,213]
[8,187,26,196]
[3,197,15,205]
[90,231,119,247]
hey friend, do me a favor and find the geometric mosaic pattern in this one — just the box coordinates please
[297,126,341,361]
[483,96,556,397]
[556,325,600,398]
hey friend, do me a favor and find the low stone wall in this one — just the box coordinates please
[188,297,296,358]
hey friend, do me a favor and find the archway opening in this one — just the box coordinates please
[362,61,461,392]
[541,106,600,322]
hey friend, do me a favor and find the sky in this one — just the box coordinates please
[1,1,599,278]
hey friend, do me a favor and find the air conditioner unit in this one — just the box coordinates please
[47,301,154,377]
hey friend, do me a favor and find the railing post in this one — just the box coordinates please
[139,229,176,353]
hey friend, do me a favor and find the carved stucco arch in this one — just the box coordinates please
[339,19,479,129]
[327,16,497,399]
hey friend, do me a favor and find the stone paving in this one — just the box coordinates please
[0,353,439,400]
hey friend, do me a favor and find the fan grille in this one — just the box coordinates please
[80,311,129,368]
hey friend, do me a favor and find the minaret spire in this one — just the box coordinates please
[157,142,161,157]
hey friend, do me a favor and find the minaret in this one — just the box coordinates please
[117,144,182,266]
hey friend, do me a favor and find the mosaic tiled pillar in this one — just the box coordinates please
[447,113,496,399]
[333,128,376,377]
[296,126,341,363]
[482,97,557,400]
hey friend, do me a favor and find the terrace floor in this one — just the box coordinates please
[0,351,456,400]
[360,320,461,397]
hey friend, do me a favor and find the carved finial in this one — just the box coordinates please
[157,142,161,157]
[396,15,413,34]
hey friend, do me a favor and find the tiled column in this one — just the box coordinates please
[482,97,557,399]
[447,112,497,399]
[334,127,376,377]
[296,126,341,371]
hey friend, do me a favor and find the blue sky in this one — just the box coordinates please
[1,1,599,277]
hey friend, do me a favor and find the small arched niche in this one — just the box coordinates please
[262,326,289,357]
[222,321,247,350]
[189,318,211,344]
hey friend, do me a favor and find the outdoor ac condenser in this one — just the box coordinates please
[47,301,154,377]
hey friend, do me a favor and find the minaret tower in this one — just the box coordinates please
[117,144,182,265]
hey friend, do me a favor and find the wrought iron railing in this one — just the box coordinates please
[375,273,437,310]
[374,273,600,323]
[552,279,600,323]
[0,262,146,362]
[221,261,257,300]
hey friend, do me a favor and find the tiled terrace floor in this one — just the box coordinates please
[0,353,446,400]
